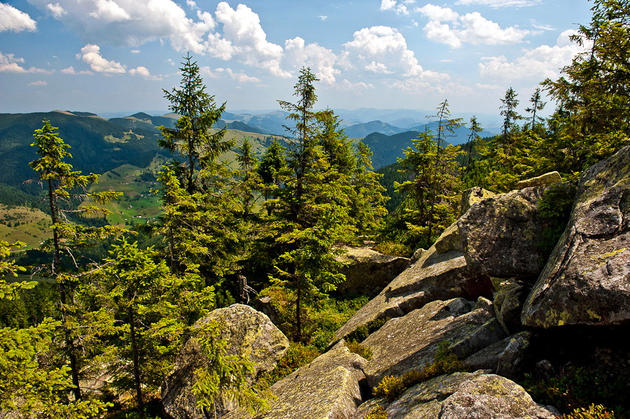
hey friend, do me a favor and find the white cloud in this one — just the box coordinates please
[338,79,374,91]
[207,2,288,77]
[28,80,47,86]
[78,44,125,74]
[455,0,541,7]
[186,0,197,9]
[129,65,153,78]
[46,2,66,18]
[216,67,259,83]
[130,49,140,54]
[0,2,37,32]
[318,15,327,21]
[418,4,529,48]
[60,65,92,75]
[479,30,588,81]
[0,52,49,73]
[343,26,447,82]
[365,61,392,74]
[27,0,214,53]
[380,0,408,15]
[284,37,338,84]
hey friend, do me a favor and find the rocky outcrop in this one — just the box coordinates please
[355,371,556,419]
[263,341,368,419]
[522,145,630,328]
[461,187,496,214]
[493,278,527,333]
[336,246,410,297]
[463,332,531,377]
[361,298,505,387]
[162,304,289,419]
[516,171,563,189]
[458,187,551,281]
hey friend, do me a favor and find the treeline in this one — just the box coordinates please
[0,0,628,416]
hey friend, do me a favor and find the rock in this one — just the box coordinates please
[522,146,630,328]
[264,341,367,419]
[336,246,410,297]
[333,250,473,342]
[355,371,556,419]
[516,171,563,189]
[461,187,496,215]
[433,223,463,254]
[361,298,506,387]
[458,187,550,282]
[162,304,289,419]
[493,279,527,334]
[411,247,427,262]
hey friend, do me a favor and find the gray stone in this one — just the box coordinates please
[361,298,506,387]
[516,171,563,189]
[463,332,531,377]
[522,146,630,328]
[336,246,410,297]
[162,304,289,419]
[458,187,550,281]
[263,341,367,419]
[493,279,527,334]
[354,371,556,419]
[461,187,496,215]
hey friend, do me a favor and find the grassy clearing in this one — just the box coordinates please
[0,204,50,248]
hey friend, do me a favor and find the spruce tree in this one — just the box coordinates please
[526,88,546,130]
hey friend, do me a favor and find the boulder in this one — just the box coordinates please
[333,249,474,342]
[162,304,289,419]
[516,171,563,189]
[361,298,506,387]
[354,371,556,419]
[461,187,496,215]
[463,332,531,377]
[458,187,550,281]
[263,341,367,419]
[336,246,410,297]
[493,278,527,334]
[522,146,630,328]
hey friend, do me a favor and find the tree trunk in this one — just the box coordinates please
[296,281,302,342]
[48,179,82,401]
[129,305,144,413]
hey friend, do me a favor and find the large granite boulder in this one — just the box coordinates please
[336,246,410,297]
[162,304,289,419]
[461,187,496,215]
[522,145,630,328]
[463,332,531,377]
[458,187,551,282]
[361,298,506,388]
[516,171,563,189]
[355,371,556,419]
[263,341,368,419]
[493,278,528,334]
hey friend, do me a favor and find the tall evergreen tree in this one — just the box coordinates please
[500,87,521,138]
[526,87,546,130]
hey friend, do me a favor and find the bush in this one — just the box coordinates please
[562,404,615,419]
[365,404,389,419]
[258,342,320,388]
[374,376,405,402]
[537,183,576,256]
[345,340,372,360]
[372,241,411,258]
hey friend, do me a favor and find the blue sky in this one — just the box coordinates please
[0,0,592,116]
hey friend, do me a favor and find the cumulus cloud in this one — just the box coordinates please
[60,65,92,75]
[284,37,338,84]
[0,2,37,32]
[27,0,214,52]
[28,80,47,86]
[216,67,259,83]
[207,2,288,77]
[380,0,409,15]
[343,26,448,82]
[338,79,374,91]
[455,0,541,7]
[318,15,327,21]
[417,4,530,48]
[78,44,125,73]
[479,30,588,81]
[46,2,67,18]
[129,65,161,79]
[0,52,49,73]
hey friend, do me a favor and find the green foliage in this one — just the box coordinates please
[537,183,577,255]
[365,405,389,419]
[372,241,412,258]
[192,320,270,417]
[562,404,615,419]
[345,340,373,360]
[258,342,321,387]
[346,316,389,343]
[374,375,405,402]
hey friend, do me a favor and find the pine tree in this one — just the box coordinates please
[462,116,485,188]
[525,88,546,130]
[29,120,122,401]
[160,54,229,194]
[500,87,521,138]
[257,139,288,215]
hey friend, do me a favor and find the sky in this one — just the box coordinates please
[0,0,592,116]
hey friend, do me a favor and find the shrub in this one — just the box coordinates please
[562,404,615,419]
[372,241,411,258]
[537,183,576,256]
[365,404,389,419]
[374,376,405,402]
[258,342,321,388]
[345,340,372,360]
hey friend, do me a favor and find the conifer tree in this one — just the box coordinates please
[500,87,521,138]
[526,88,546,130]
[29,120,122,401]
[257,139,287,215]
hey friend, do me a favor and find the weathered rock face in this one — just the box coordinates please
[493,278,527,334]
[461,187,496,215]
[361,298,506,387]
[516,171,563,189]
[458,187,550,281]
[355,371,556,419]
[522,146,630,328]
[162,304,289,419]
[463,332,531,378]
[336,246,410,297]
[263,341,367,419]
